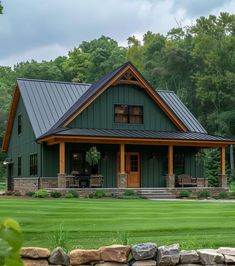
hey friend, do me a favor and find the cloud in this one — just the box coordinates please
[0,0,234,66]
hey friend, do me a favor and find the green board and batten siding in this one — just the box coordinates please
[69,85,178,131]
[7,97,41,178]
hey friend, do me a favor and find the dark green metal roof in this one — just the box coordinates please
[157,90,207,133]
[52,128,234,142]
[17,62,211,139]
[17,78,90,138]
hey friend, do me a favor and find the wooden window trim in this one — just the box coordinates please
[114,104,143,124]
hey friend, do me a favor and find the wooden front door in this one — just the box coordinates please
[126,152,140,188]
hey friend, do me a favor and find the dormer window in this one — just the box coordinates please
[114,104,143,124]
[18,114,22,135]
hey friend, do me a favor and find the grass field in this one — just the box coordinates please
[1,198,235,251]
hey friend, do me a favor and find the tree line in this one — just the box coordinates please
[0,12,234,183]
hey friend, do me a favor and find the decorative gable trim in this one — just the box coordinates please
[2,85,20,152]
[62,63,188,132]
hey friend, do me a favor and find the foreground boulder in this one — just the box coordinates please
[21,247,50,259]
[217,247,235,256]
[48,247,70,265]
[131,243,157,261]
[23,258,49,266]
[157,244,180,266]
[132,260,157,266]
[69,248,101,265]
[197,249,224,265]
[95,263,128,266]
[180,250,200,264]
[99,244,130,263]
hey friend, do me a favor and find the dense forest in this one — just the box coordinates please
[0,12,234,184]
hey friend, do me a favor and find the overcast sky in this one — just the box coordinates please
[0,0,234,67]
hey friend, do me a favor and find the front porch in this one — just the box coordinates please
[48,140,227,189]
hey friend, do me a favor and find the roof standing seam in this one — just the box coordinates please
[157,90,207,134]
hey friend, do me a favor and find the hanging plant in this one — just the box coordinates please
[85,146,101,166]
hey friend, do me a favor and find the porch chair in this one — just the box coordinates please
[177,174,197,187]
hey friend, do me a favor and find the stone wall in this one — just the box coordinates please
[14,177,39,193]
[40,177,58,189]
[20,244,235,266]
[170,187,228,196]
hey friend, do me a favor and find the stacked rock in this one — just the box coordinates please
[21,246,70,266]
[131,243,157,266]
[19,244,235,265]
[21,247,50,266]
[69,244,130,266]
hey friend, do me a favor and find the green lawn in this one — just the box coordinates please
[1,198,235,251]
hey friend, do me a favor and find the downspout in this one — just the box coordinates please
[39,142,44,189]
[230,145,234,178]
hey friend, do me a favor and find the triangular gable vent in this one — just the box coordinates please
[115,69,144,87]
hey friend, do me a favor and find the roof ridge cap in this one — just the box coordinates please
[17,78,91,86]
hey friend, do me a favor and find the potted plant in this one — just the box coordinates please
[85,146,101,174]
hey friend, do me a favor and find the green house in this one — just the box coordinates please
[2,62,234,193]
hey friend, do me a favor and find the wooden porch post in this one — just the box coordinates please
[59,142,65,174]
[167,145,175,188]
[220,146,226,176]
[168,145,174,176]
[120,143,125,174]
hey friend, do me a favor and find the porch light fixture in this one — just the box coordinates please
[3,158,13,165]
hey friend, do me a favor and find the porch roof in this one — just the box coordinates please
[40,128,235,145]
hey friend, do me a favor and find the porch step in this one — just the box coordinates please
[137,189,176,199]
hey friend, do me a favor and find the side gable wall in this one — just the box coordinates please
[69,84,178,131]
[8,96,41,178]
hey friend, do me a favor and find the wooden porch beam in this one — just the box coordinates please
[120,143,125,174]
[168,145,174,176]
[220,146,226,176]
[59,142,65,174]
[42,135,232,148]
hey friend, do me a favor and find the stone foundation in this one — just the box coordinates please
[117,173,127,188]
[170,187,228,197]
[19,244,235,266]
[219,175,227,188]
[166,175,175,188]
[14,177,39,194]
[39,177,58,189]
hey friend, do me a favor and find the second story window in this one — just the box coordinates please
[114,104,143,124]
[18,114,22,135]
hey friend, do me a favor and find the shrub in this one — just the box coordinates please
[68,190,79,198]
[0,218,24,265]
[14,191,21,196]
[25,191,35,197]
[49,224,69,253]
[123,189,137,197]
[65,192,74,198]
[94,190,106,198]
[34,189,49,198]
[179,190,190,198]
[198,190,210,199]
[50,191,62,198]
[117,195,140,199]
[216,192,228,199]
[5,191,14,196]
[88,193,94,198]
